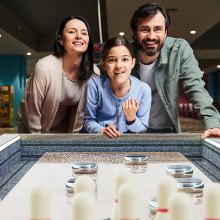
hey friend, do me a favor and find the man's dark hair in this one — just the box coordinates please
[130,3,171,33]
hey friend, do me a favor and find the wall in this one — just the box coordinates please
[208,71,219,101]
[0,55,26,127]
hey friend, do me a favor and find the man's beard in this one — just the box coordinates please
[137,39,164,56]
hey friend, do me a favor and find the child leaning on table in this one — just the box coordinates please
[83,37,152,138]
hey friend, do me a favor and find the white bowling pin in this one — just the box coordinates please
[155,176,177,220]
[114,168,133,199]
[29,184,51,220]
[72,192,98,220]
[111,168,133,220]
[111,200,119,220]
[0,199,2,220]
[168,192,193,220]
[204,183,220,219]
[118,182,140,220]
[74,175,96,198]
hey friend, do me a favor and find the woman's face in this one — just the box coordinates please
[103,45,135,86]
[59,19,89,55]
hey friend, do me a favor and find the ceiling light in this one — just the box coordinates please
[0,34,1,38]
[27,52,31,56]
[119,32,125,36]
[190,30,196,34]
[217,65,220,69]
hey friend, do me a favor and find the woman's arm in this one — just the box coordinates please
[25,62,48,133]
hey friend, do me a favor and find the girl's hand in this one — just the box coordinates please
[101,125,121,138]
[122,99,140,122]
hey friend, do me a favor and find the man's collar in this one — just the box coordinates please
[159,38,168,65]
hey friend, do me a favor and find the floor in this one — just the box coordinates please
[180,116,203,133]
[0,116,203,134]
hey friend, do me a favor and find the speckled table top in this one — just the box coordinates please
[20,133,201,143]
[39,152,188,164]
[0,151,212,220]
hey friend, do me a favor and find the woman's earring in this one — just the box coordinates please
[58,38,63,45]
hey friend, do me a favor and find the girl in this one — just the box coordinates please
[84,37,151,138]
[17,16,94,133]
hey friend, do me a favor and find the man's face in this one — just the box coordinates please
[134,11,167,57]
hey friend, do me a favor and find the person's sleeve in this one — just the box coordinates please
[179,41,220,130]
[95,63,107,75]
[127,84,152,133]
[93,64,100,75]
[24,62,49,133]
[83,78,105,133]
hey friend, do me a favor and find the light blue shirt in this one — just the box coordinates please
[83,75,151,133]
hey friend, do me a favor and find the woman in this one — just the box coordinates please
[83,37,151,138]
[17,16,94,133]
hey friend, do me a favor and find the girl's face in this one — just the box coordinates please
[59,19,89,55]
[103,45,135,86]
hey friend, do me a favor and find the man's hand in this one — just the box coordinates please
[201,128,220,139]
[101,125,121,139]
[122,99,139,122]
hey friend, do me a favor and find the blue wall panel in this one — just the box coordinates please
[0,55,26,126]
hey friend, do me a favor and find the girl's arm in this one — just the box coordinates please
[83,78,106,133]
[122,84,151,133]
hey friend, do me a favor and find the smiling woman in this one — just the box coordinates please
[17,16,94,133]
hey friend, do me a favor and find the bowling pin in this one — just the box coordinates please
[155,176,177,220]
[72,192,98,220]
[118,182,140,220]
[29,184,51,220]
[204,182,220,219]
[74,175,96,198]
[168,192,193,220]
[0,199,1,219]
[111,168,133,220]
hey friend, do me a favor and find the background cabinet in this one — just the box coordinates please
[0,85,14,127]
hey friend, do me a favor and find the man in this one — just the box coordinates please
[130,3,220,138]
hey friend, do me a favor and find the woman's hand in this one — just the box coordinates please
[122,99,139,123]
[101,125,121,138]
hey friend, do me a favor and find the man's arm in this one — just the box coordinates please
[179,41,220,135]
